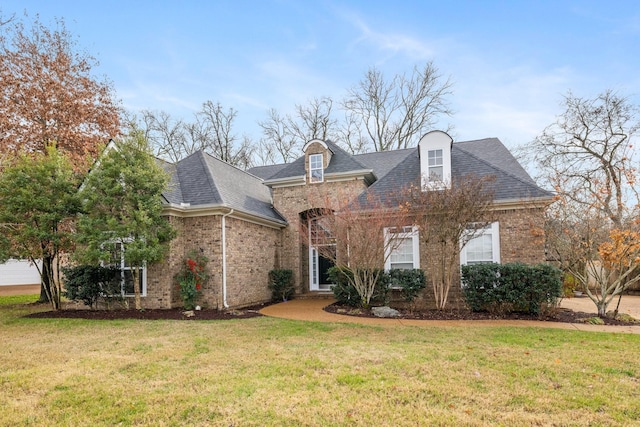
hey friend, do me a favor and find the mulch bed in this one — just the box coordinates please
[324,303,639,326]
[23,301,639,326]
[25,303,268,321]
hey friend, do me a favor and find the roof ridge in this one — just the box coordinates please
[197,151,223,204]
[324,140,372,171]
[454,143,541,191]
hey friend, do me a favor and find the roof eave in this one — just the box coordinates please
[491,196,555,210]
[162,203,288,229]
[325,169,376,185]
[263,175,306,188]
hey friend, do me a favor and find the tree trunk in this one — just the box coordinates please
[132,266,141,310]
[597,300,607,318]
[38,254,53,304]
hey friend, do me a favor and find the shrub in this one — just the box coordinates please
[389,269,426,303]
[175,251,210,310]
[268,269,294,302]
[461,263,562,315]
[62,265,122,309]
[328,266,390,308]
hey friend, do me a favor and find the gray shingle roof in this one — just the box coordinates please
[247,163,289,180]
[163,151,286,225]
[357,138,552,207]
[262,140,374,182]
[163,137,550,226]
[451,138,552,200]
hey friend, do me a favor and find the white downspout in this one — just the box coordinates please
[222,209,234,309]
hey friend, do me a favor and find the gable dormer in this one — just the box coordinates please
[418,130,453,190]
[303,139,333,184]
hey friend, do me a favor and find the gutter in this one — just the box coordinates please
[221,208,234,309]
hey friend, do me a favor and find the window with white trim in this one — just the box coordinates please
[427,149,443,181]
[309,153,324,183]
[460,222,500,265]
[384,226,420,270]
[103,241,147,296]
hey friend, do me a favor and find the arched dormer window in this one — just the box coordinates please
[418,131,453,190]
[303,139,332,184]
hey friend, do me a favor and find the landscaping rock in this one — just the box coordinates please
[372,306,400,318]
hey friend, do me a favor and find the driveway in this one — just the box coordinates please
[561,294,640,318]
[0,284,40,296]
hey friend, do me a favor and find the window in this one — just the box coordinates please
[385,226,420,270]
[460,222,500,265]
[308,215,336,290]
[428,149,443,181]
[103,241,147,296]
[309,154,324,183]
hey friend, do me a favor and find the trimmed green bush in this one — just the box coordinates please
[268,269,294,302]
[389,269,426,303]
[62,265,122,309]
[328,266,390,308]
[461,263,562,315]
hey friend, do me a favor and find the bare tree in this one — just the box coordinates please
[141,109,187,163]
[289,97,338,143]
[530,90,640,316]
[404,174,495,310]
[343,62,453,152]
[137,101,253,168]
[0,13,122,170]
[256,108,298,165]
[532,90,640,227]
[198,101,254,168]
[257,97,338,165]
[337,111,368,154]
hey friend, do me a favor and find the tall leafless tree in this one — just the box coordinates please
[531,90,640,228]
[138,101,254,168]
[257,96,338,165]
[343,62,453,152]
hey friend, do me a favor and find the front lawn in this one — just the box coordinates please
[1,296,639,426]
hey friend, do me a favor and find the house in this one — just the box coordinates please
[137,130,552,309]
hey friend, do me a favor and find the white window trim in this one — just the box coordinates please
[101,240,147,297]
[419,131,452,190]
[384,226,420,271]
[309,153,324,183]
[427,149,444,182]
[460,222,500,265]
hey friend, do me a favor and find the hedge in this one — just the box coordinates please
[461,263,562,315]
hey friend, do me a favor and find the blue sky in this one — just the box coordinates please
[3,1,640,151]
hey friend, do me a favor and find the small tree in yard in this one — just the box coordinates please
[528,90,640,316]
[300,191,411,308]
[404,174,495,310]
[0,147,81,310]
[570,226,640,317]
[76,129,175,310]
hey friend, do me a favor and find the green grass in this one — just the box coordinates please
[1,296,639,426]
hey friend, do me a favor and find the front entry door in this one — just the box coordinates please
[309,246,335,291]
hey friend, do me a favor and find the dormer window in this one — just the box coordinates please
[309,153,324,183]
[419,131,453,190]
[428,149,443,181]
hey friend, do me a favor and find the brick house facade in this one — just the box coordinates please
[136,131,552,309]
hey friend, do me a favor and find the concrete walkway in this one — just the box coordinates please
[259,298,640,334]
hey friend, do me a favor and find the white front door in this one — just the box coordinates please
[309,246,334,291]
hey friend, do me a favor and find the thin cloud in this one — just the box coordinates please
[341,11,434,61]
